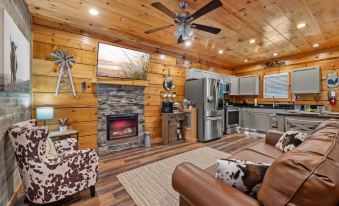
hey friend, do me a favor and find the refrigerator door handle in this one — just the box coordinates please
[216,81,220,110]
[214,81,218,110]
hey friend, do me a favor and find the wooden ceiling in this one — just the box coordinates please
[25,0,339,68]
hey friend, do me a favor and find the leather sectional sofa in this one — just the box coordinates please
[172,119,339,206]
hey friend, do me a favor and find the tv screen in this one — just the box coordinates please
[97,43,149,80]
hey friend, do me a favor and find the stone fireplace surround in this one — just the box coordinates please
[97,84,144,155]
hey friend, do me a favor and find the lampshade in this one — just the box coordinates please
[36,107,54,120]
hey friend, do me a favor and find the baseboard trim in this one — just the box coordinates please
[7,182,22,206]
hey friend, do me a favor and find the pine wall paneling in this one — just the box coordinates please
[32,24,233,147]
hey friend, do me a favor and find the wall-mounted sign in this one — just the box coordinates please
[265,61,286,68]
[327,72,339,88]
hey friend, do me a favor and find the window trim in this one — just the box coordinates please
[263,72,289,99]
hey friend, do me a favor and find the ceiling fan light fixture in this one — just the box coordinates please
[175,24,194,41]
[148,0,223,44]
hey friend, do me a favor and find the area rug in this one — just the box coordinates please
[117,146,230,206]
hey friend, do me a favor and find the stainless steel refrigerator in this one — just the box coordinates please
[185,78,224,142]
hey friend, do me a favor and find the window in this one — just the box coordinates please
[264,73,289,98]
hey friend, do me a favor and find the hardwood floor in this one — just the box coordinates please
[15,133,263,206]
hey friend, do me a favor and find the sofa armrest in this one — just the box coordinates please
[265,130,284,146]
[172,163,259,206]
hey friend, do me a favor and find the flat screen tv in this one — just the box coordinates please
[97,43,150,80]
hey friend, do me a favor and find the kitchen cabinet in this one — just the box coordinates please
[186,69,213,79]
[291,66,320,94]
[241,108,286,132]
[252,112,272,131]
[186,69,231,81]
[241,108,252,129]
[230,76,239,95]
[239,75,259,95]
[186,69,203,79]
[200,71,213,79]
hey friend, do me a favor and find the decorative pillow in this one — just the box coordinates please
[45,137,58,160]
[215,159,270,197]
[275,130,309,152]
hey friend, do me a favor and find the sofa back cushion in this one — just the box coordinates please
[257,119,339,206]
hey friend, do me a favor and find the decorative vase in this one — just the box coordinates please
[59,126,67,132]
[144,132,152,148]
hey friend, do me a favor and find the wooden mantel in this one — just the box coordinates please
[92,77,149,87]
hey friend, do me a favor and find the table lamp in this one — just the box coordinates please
[36,107,54,126]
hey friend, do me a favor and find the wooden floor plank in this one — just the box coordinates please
[15,133,263,206]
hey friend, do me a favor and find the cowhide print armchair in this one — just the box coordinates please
[8,120,99,204]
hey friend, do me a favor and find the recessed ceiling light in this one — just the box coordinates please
[297,23,306,29]
[159,54,166,60]
[82,37,90,44]
[312,43,319,48]
[249,39,256,44]
[273,53,278,57]
[244,59,248,63]
[185,40,192,47]
[89,8,99,16]
[218,49,224,54]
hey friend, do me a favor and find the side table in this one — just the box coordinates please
[48,130,79,146]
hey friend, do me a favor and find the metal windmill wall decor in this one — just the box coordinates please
[51,50,76,96]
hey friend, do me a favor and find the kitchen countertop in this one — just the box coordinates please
[276,111,339,119]
[229,104,294,110]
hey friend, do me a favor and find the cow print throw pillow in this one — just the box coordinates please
[215,159,270,197]
[275,130,309,153]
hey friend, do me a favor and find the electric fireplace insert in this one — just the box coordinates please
[106,114,138,140]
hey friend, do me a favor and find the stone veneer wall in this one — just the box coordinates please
[97,84,144,154]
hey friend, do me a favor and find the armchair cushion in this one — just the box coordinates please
[53,138,78,155]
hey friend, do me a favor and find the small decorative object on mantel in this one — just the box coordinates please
[265,60,286,68]
[58,118,69,132]
[51,50,76,96]
[327,71,339,88]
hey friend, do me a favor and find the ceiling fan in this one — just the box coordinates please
[145,0,223,44]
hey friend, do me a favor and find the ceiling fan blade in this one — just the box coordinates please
[151,2,177,19]
[178,35,184,44]
[188,0,223,21]
[191,23,221,34]
[145,24,175,34]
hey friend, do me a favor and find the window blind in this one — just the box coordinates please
[264,73,289,98]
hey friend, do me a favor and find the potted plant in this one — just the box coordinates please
[58,118,69,132]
